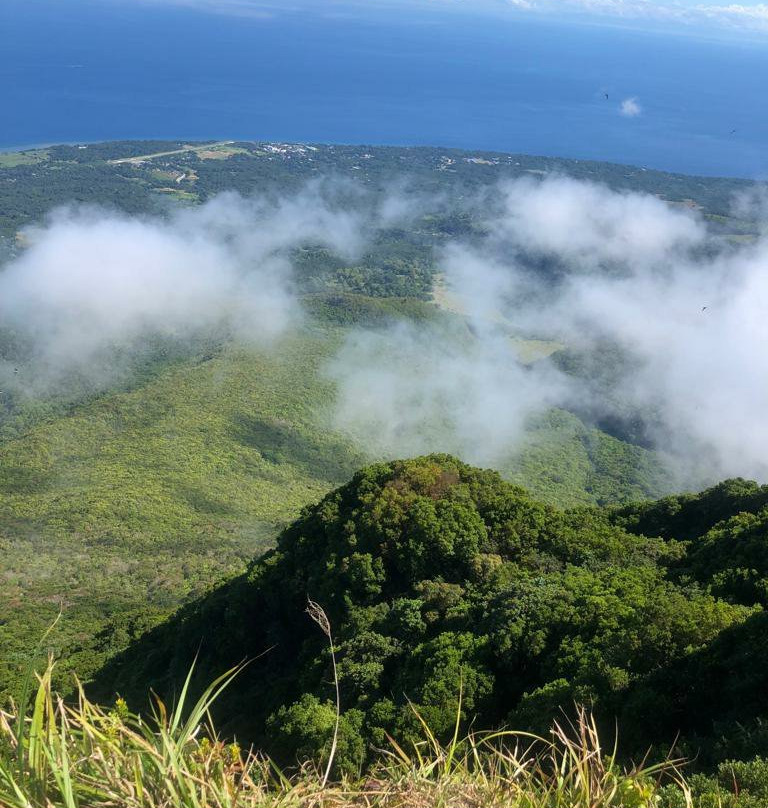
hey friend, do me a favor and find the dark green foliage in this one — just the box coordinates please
[92,455,763,774]
[683,509,768,606]
[661,758,768,807]
[47,141,191,163]
[1,139,758,244]
[613,478,768,542]
[0,162,169,238]
[619,609,768,763]
[302,293,440,327]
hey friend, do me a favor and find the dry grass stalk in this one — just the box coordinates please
[306,599,341,789]
[0,657,690,808]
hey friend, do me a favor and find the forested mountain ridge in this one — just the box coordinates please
[92,455,768,773]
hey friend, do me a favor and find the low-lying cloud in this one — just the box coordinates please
[0,185,366,390]
[555,247,768,481]
[328,175,768,485]
[328,322,566,464]
[489,176,701,269]
[3,174,768,488]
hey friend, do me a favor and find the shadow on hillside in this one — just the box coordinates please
[0,465,53,494]
[89,573,259,714]
[619,609,768,763]
[175,484,239,516]
[88,563,307,743]
[230,413,364,482]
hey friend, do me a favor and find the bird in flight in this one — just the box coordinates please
[604,92,609,100]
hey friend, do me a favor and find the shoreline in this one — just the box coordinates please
[0,137,757,183]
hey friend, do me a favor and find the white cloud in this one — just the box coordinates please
[327,176,768,485]
[620,97,643,117]
[504,0,768,30]
[0,186,368,391]
[327,321,567,465]
[114,0,768,31]
[696,1,768,19]
[491,175,701,268]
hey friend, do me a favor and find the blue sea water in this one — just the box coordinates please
[1,0,767,177]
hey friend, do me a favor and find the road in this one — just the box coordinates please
[109,141,235,165]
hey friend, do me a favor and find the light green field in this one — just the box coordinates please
[0,149,49,168]
[108,140,240,164]
[432,273,563,362]
[152,187,199,201]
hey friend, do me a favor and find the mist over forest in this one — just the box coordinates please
[4,0,768,799]
[3,169,767,487]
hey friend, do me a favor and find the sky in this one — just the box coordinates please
[127,0,768,36]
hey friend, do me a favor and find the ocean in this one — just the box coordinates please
[2,0,767,178]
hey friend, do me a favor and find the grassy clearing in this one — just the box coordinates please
[509,337,563,363]
[0,658,688,808]
[0,150,49,168]
[152,187,199,201]
[196,145,250,160]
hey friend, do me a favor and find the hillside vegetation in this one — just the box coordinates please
[0,308,669,701]
[93,455,768,780]
[0,323,360,698]
[3,455,768,806]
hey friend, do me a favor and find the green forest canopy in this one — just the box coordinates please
[93,455,768,774]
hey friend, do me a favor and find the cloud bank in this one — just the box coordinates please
[126,0,768,34]
[0,186,366,390]
[3,175,768,488]
[328,175,768,484]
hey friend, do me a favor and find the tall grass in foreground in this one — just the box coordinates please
[0,659,692,808]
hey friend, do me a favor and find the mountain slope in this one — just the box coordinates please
[0,299,673,699]
[92,455,764,772]
[0,325,365,695]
